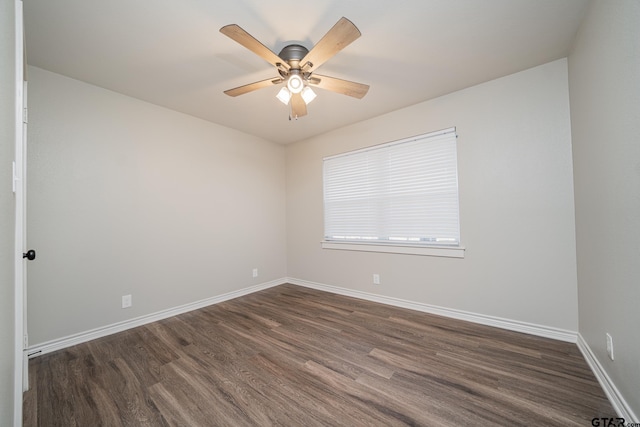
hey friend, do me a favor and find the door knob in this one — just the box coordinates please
[23,249,36,260]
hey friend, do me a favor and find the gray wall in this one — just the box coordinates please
[0,0,16,425]
[569,0,640,417]
[27,66,287,345]
[286,59,579,332]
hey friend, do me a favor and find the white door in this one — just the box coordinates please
[13,0,28,425]
[19,80,30,390]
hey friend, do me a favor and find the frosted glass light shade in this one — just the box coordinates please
[301,86,317,104]
[276,87,291,105]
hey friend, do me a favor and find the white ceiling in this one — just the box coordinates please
[24,0,589,145]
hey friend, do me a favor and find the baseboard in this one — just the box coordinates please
[28,276,634,422]
[286,277,578,343]
[28,276,577,353]
[27,278,285,358]
[577,334,638,422]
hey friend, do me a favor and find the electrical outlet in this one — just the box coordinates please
[122,294,132,309]
[606,333,614,360]
[252,268,258,278]
[373,274,380,285]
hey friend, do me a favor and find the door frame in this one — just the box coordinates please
[13,0,26,425]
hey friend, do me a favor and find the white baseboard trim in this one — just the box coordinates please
[285,277,578,343]
[28,276,577,353]
[576,333,638,422]
[27,278,285,358]
[28,277,633,421]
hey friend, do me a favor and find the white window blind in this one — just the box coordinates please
[323,127,460,246]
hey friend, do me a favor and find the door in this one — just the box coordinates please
[13,1,30,425]
[19,80,30,391]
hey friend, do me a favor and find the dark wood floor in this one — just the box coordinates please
[24,284,614,426]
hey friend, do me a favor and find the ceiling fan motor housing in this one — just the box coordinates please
[278,44,309,63]
[277,44,311,78]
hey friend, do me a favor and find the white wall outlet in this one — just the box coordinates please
[252,268,258,278]
[373,274,380,285]
[122,294,132,309]
[606,333,614,360]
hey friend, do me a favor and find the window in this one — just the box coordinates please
[322,127,463,257]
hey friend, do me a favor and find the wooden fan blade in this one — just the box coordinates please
[290,93,307,118]
[220,24,290,71]
[300,17,361,73]
[224,77,283,97]
[309,74,369,99]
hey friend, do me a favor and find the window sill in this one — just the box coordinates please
[321,241,465,258]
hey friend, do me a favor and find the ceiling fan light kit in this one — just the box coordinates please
[220,17,369,119]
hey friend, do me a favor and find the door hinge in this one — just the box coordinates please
[23,107,28,124]
[23,334,28,349]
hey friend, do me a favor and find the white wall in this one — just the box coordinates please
[27,66,287,345]
[286,59,579,332]
[569,0,640,418]
[0,0,17,424]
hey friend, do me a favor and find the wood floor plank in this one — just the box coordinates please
[24,283,616,426]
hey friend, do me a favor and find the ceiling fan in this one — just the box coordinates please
[220,17,369,119]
